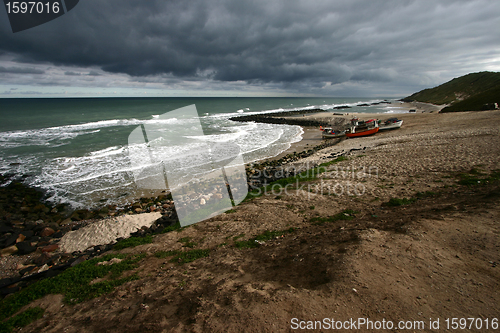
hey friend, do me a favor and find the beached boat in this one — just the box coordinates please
[346,118,379,138]
[379,118,403,131]
[321,127,346,138]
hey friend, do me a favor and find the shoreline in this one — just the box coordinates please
[1,109,500,331]
[0,102,461,282]
[245,100,444,163]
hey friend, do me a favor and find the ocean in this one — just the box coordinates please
[0,97,406,209]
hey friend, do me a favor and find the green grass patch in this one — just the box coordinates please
[158,221,183,234]
[225,209,237,214]
[234,228,296,249]
[0,253,145,326]
[0,307,45,333]
[385,197,417,207]
[178,237,197,248]
[416,191,437,198]
[113,235,153,250]
[457,169,500,186]
[319,156,348,167]
[309,209,358,225]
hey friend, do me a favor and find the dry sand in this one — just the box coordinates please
[268,101,444,162]
[13,110,500,332]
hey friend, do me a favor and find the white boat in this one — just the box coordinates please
[379,118,403,131]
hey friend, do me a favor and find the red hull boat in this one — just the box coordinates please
[346,118,379,138]
[345,126,379,137]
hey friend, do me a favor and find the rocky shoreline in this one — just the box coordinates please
[0,143,333,289]
[0,108,354,293]
[229,108,349,127]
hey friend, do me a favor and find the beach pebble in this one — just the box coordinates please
[41,244,59,253]
[37,264,49,273]
[1,245,18,257]
[39,227,55,237]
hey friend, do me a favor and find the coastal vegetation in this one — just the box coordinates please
[0,253,145,332]
[233,228,296,249]
[402,71,500,112]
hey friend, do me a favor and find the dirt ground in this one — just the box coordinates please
[17,110,500,332]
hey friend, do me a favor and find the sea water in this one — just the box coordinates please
[0,97,404,208]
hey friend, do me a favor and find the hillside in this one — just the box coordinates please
[440,85,500,112]
[402,71,500,107]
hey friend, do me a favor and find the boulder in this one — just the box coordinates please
[16,241,37,255]
[3,233,19,248]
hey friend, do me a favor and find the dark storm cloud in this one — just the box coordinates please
[0,0,499,93]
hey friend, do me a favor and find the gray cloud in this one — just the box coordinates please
[0,66,45,74]
[0,0,499,95]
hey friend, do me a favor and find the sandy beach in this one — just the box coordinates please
[268,100,445,161]
[2,109,500,332]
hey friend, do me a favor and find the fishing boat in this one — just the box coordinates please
[378,118,403,131]
[346,118,379,138]
[321,127,346,138]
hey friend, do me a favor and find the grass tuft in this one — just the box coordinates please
[113,235,153,250]
[385,197,417,207]
[310,209,358,225]
[234,228,296,249]
[178,237,197,248]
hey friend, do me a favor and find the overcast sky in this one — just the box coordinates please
[0,0,499,97]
